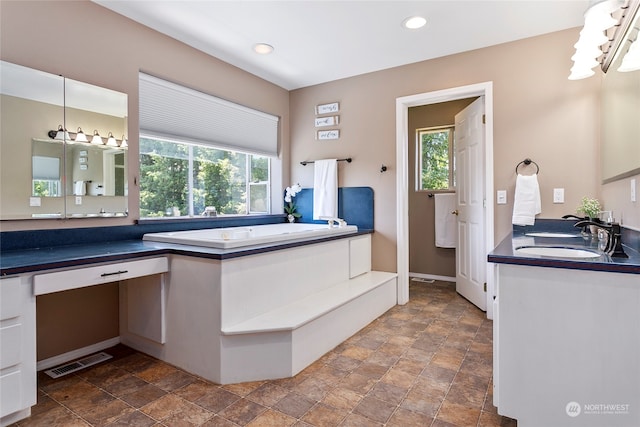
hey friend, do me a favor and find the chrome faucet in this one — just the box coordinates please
[319,216,347,228]
[574,220,628,258]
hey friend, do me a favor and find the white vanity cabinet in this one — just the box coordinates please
[494,264,640,427]
[0,276,36,427]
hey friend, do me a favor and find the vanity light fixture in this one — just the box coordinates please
[618,28,640,71]
[106,132,118,147]
[54,125,70,141]
[91,129,103,145]
[74,127,88,143]
[120,135,128,148]
[253,43,274,55]
[569,0,623,80]
[403,16,427,30]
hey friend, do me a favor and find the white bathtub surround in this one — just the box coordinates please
[313,159,338,219]
[121,232,397,384]
[144,223,358,249]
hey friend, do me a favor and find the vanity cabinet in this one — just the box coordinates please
[0,256,168,426]
[0,276,36,427]
[494,264,640,427]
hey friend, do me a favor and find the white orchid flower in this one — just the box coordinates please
[284,195,292,203]
[291,183,301,194]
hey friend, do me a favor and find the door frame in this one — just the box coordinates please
[395,82,495,318]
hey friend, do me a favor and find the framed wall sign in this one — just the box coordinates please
[314,116,339,127]
[315,102,339,115]
[317,129,340,140]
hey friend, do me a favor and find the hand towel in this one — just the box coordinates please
[313,159,338,220]
[74,181,85,196]
[435,193,457,248]
[512,174,541,226]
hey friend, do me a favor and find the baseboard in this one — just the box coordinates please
[409,272,456,283]
[36,337,121,371]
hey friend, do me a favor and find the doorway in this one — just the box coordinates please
[395,82,495,319]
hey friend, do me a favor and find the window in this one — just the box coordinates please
[32,155,61,197]
[417,126,455,191]
[138,72,280,219]
[140,136,270,218]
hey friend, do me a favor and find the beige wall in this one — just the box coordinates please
[290,28,603,272]
[407,99,476,278]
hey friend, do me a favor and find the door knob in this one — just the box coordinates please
[451,210,459,215]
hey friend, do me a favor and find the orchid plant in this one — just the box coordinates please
[284,183,302,221]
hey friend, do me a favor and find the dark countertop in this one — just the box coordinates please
[488,222,640,274]
[0,230,372,276]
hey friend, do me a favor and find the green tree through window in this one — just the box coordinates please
[418,127,454,191]
[140,137,269,217]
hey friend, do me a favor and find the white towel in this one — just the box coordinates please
[74,181,85,196]
[435,193,457,248]
[512,174,541,226]
[313,159,338,220]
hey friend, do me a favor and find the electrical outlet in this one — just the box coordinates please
[632,178,637,203]
[75,196,82,205]
[497,190,507,205]
[553,188,564,204]
[29,197,41,207]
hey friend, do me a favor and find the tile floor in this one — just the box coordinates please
[13,281,516,427]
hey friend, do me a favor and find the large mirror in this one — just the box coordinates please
[601,5,640,183]
[0,61,128,219]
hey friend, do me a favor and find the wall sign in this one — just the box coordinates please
[315,116,339,127]
[315,102,339,115]
[317,129,340,140]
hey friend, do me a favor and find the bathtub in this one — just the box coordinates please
[143,222,359,249]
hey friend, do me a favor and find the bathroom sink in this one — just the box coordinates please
[515,246,601,259]
[525,232,580,238]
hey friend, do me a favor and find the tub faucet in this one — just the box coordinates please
[574,220,628,258]
[319,216,347,228]
[202,206,217,217]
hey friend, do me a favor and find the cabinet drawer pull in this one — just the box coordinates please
[101,270,128,277]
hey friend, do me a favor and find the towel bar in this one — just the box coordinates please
[301,158,352,166]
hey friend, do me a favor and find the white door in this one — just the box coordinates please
[454,97,486,311]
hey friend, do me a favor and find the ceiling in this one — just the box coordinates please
[93,0,589,90]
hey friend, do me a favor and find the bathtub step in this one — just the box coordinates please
[221,271,397,335]
[218,270,397,383]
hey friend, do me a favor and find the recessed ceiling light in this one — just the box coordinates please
[253,43,274,55]
[403,16,427,30]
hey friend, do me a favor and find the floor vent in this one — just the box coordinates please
[45,352,113,379]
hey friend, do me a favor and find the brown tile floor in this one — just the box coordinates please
[13,281,516,427]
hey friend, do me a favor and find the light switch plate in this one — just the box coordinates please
[75,196,82,205]
[497,190,507,205]
[631,179,637,202]
[553,188,564,204]
[29,197,41,207]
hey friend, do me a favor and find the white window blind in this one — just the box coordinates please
[139,72,279,157]
[32,156,60,180]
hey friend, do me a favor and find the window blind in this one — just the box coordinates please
[32,156,60,180]
[139,73,279,157]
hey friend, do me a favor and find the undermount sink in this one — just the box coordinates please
[515,246,602,259]
[525,232,580,238]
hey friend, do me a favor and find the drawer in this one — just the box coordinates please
[0,277,21,320]
[0,323,22,369]
[0,369,22,418]
[33,257,168,295]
